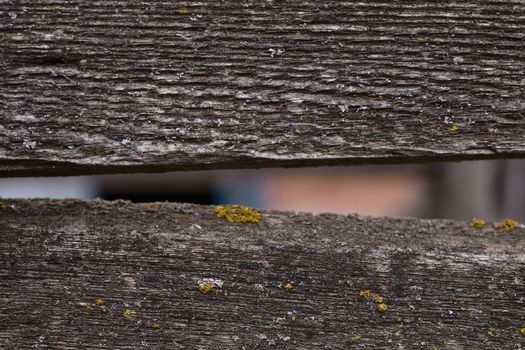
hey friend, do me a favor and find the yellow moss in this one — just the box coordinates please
[122,309,132,320]
[0,33,14,40]
[471,219,486,229]
[0,201,7,209]
[431,347,439,350]
[377,95,384,101]
[199,283,215,294]
[298,115,305,121]
[487,330,495,337]
[290,314,298,321]
[359,289,373,298]
[373,295,384,303]
[450,124,458,133]
[377,303,388,313]
[353,335,362,342]
[177,9,189,14]
[256,332,267,339]
[151,323,161,329]
[499,218,518,231]
[393,331,400,337]
[520,327,525,335]
[139,202,157,207]
[417,36,425,44]
[458,298,466,311]
[442,338,447,345]
[215,205,261,223]
[84,305,94,311]
[95,298,105,306]
[283,282,293,290]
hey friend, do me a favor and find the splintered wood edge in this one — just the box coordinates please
[2,152,525,178]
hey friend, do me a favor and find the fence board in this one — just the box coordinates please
[1,0,524,176]
[0,198,524,349]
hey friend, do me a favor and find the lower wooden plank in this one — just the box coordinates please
[0,199,524,349]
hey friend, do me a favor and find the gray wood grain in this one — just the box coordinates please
[1,0,525,176]
[0,198,524,349]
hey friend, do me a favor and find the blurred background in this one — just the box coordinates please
[0,159,523,222]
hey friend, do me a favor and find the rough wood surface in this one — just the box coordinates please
[1,0,525,176]
[0,198,524,349]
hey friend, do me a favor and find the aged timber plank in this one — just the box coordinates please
[1,0,525,176]
[0,198,524,349]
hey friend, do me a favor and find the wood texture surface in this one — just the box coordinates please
[1,0,525,176]
[0,198,524,349]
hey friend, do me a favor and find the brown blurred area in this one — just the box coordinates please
[258,166,426,217]
[0,160,524,222]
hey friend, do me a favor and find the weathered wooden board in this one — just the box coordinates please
[1,0,525,176]
[0,198,524,349]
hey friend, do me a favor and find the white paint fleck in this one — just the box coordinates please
[198,278,224,289]
[22,140,37,150]
[8,12,17,20]
[277,334,291,341]
[124,276,136,288]
[452,56,464,65]
[338,105,349,113]
[274,316,286,323]
[121,138,131,145]
[269,48,285,57]
[13,114,41,123]
[443,116,454,125]
[323,135,345,146]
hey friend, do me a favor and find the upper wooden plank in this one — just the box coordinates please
[1,0,524,176]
